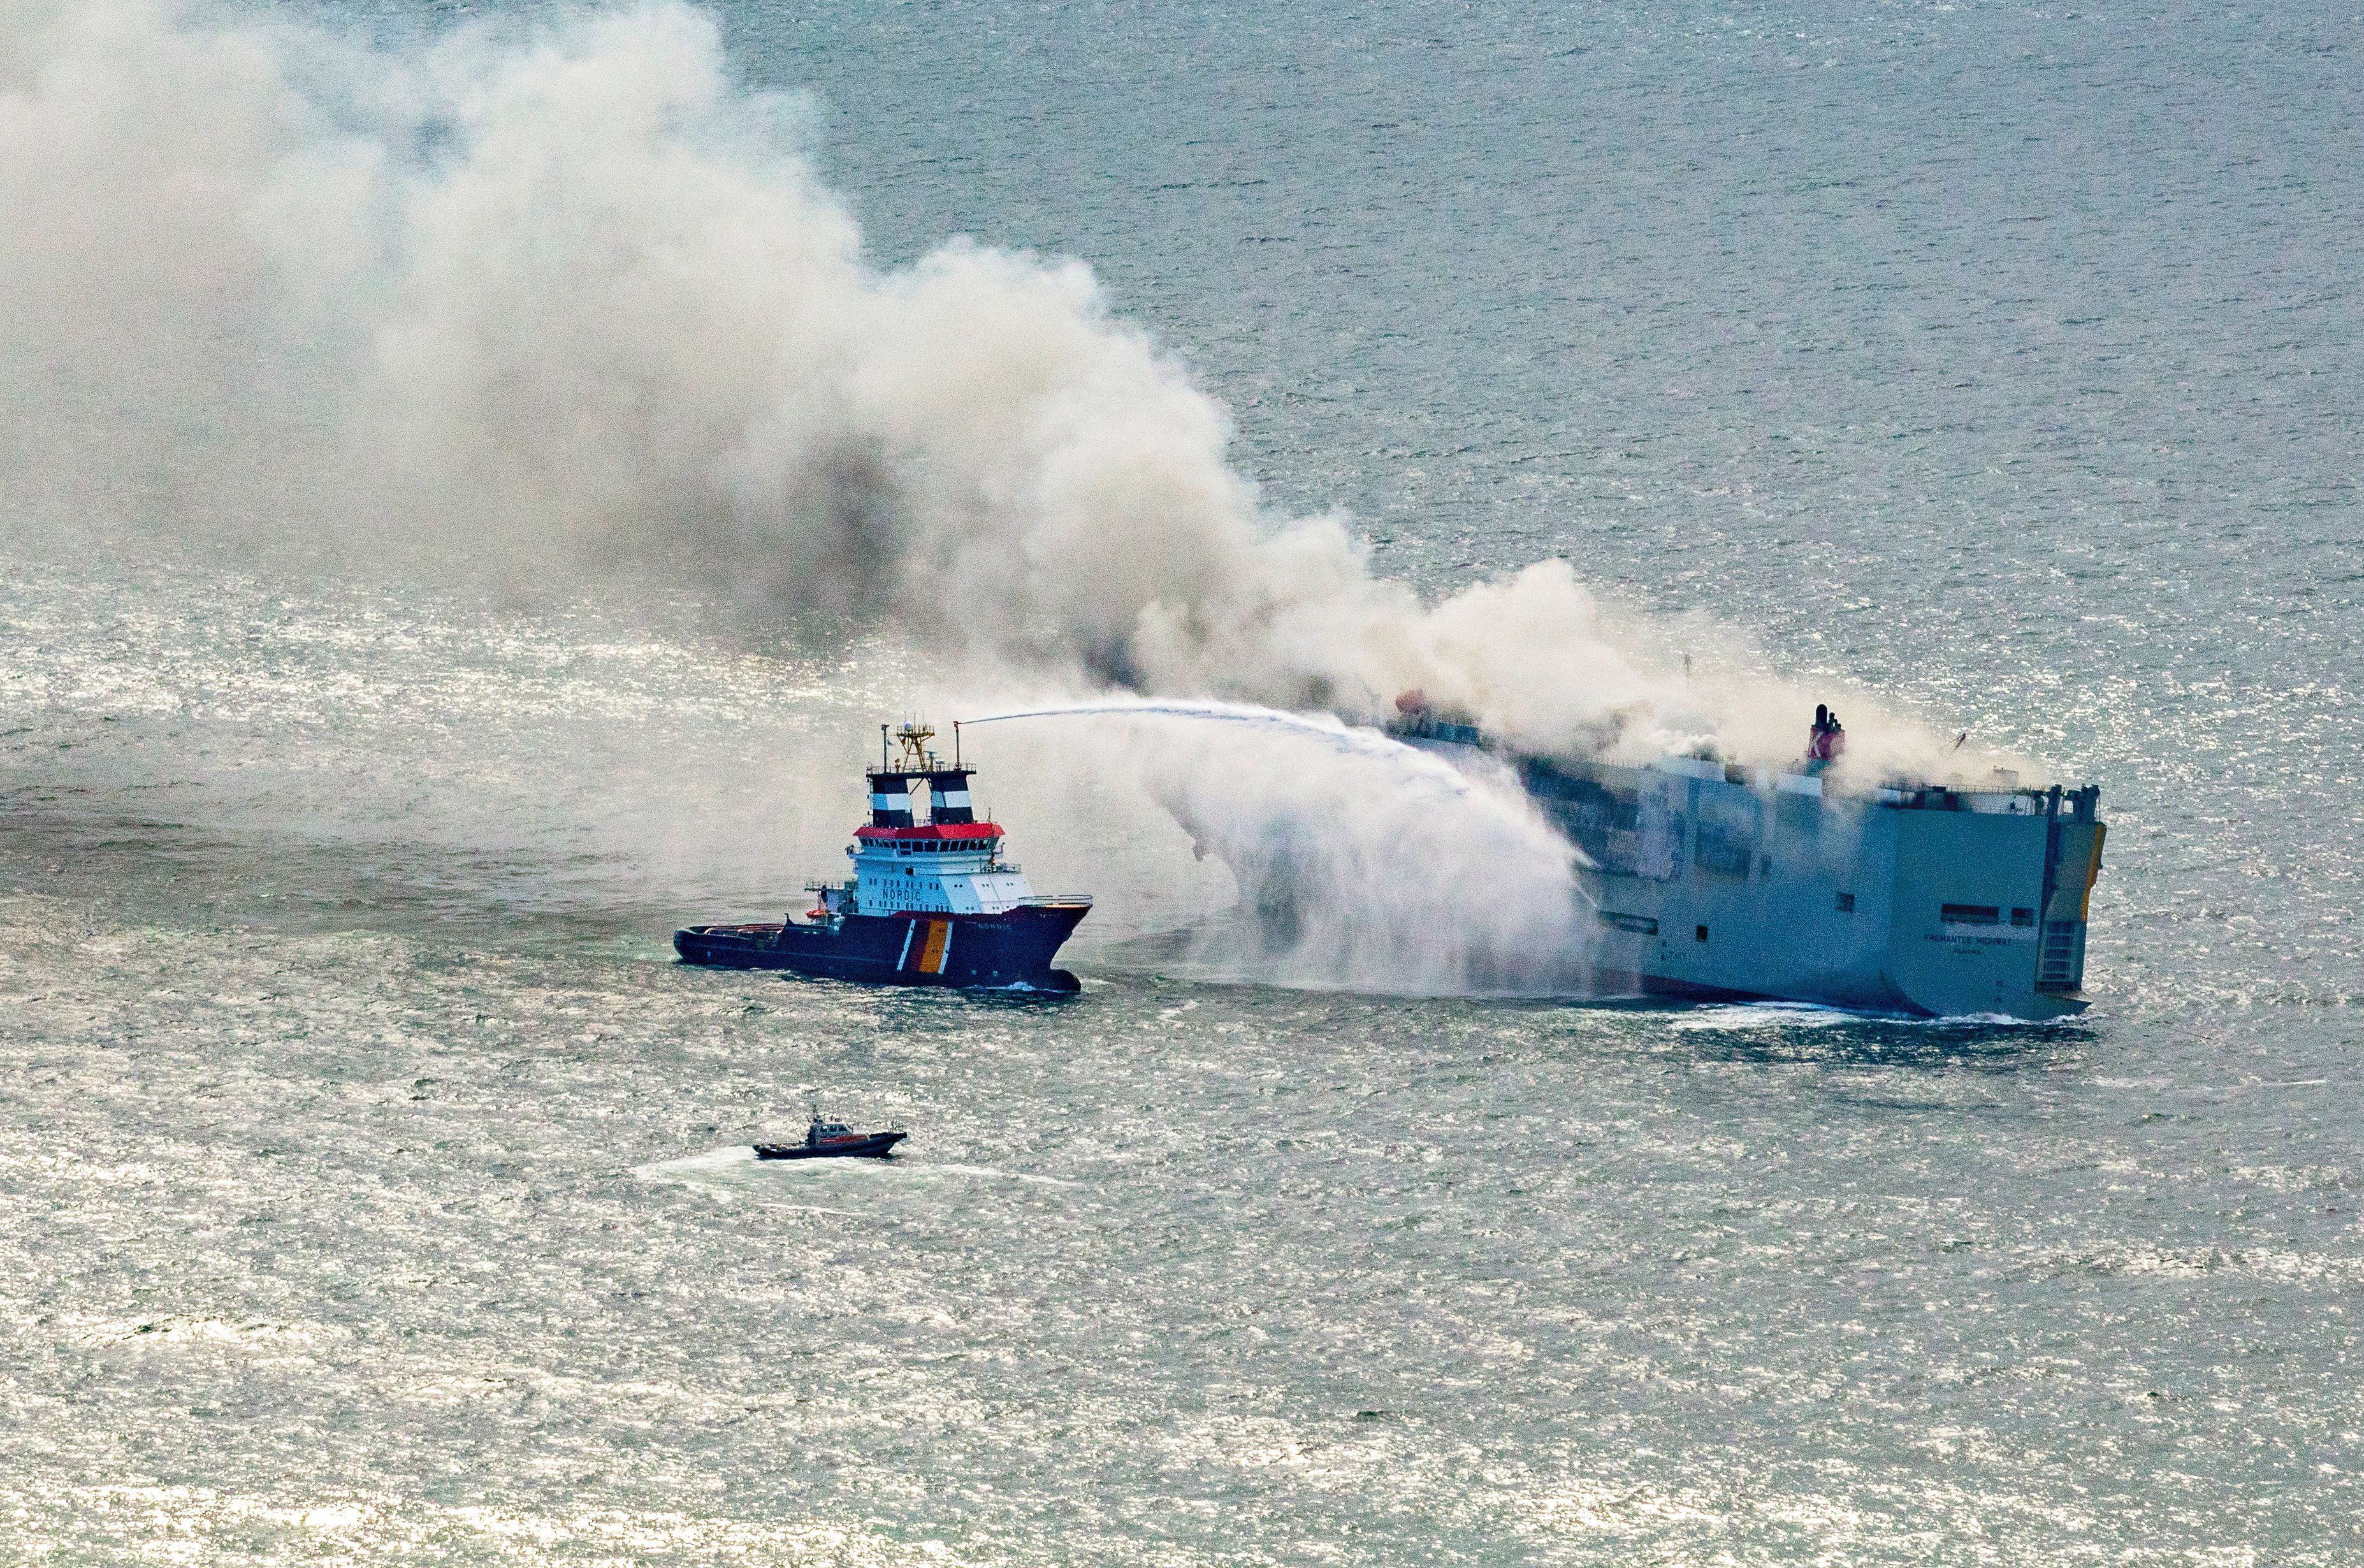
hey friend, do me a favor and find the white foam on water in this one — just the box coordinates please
[633,1144,758,1178]
[629,1144,757,1201]
[1667,1001,2064,1032]
[633,1145,887,1214]
[918,1163,1080,1187]
[1667,1002,1857,1031]
[1916,1012,2057,1028]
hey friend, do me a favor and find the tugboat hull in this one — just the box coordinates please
[675,904,1088,992]
[754,1131,908,1160]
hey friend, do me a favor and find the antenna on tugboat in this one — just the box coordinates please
[953,720,961,769]
[880,724,889,773]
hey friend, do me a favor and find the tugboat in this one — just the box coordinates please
[675,723,1092,991]
[754,1111,908,1161]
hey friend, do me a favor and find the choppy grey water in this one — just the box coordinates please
[4,1,2360,1562]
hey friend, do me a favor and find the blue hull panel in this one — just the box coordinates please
[674,905,1087,992]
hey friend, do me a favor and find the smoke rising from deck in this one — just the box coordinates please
[0,0,2001,786]
[0,2,2036,992]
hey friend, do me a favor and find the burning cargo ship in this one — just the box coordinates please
[1391,699,2106,1020]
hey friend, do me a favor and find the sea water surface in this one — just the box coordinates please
[4,1,2361,1562]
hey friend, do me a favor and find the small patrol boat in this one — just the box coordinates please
[755,1112,908,1161]
[675,722,1092,991]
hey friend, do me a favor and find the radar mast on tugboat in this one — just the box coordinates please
[674,722,1091,991]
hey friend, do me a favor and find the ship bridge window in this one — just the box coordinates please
[1941,903,2000,926]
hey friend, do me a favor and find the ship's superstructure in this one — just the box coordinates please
[675,724,1091,991]
[1393,704,2105,1019]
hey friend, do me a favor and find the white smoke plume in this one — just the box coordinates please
[0,1,2046,994]
[0,0,2001,785]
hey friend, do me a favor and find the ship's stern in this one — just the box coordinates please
[1882,786,2104,1019]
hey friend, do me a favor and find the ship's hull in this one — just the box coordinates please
[1567,785,2099,1021]
[674,904,1089,992]
[1595,959,2084,1020]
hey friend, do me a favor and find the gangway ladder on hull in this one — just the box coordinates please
[2036,920,2087,991]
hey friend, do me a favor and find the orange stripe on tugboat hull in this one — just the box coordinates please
[919,918,950,975]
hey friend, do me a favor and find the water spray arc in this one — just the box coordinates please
[964,697,1602,996]
[966,696,1599,880]
[964,697,1490,808]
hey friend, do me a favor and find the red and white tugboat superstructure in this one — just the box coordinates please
[674,723,1091,991]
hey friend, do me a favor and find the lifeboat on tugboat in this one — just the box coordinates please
[674,722,1091,992]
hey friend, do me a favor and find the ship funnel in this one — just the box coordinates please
[928,771,976,824]
[867,778,914,828]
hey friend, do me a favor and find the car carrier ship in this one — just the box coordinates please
[674,723,1091,991]
[1391,699,2106,1020]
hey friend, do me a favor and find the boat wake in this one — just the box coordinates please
[634,1147,1072,1193]
[632,1145,756,1178]
[915,1163,1079,1187]
[632,1146,874,1212]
